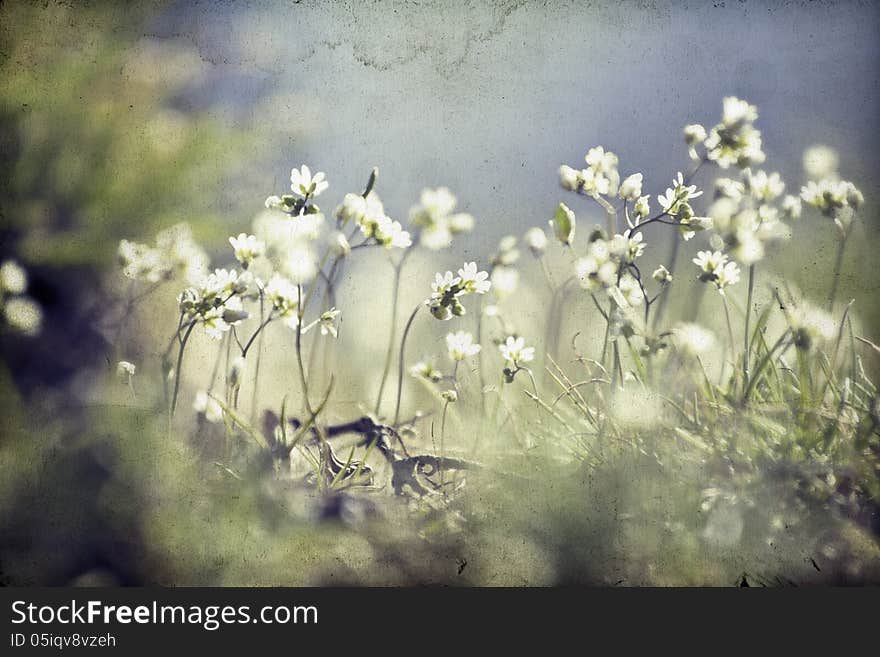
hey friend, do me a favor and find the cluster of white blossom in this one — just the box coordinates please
[575,229,647,307]
[335,191,411,249]
[408,187,475,250]
[702,167,795,268]
[658,172,711,241]
[559,146,621,199]
[425,261,491,320]
[798,147,864,236]
[692,250,741,295]
[0,260,42,336]
[118,222,208,285]
[177,268,252,339]
[689,96,766,169]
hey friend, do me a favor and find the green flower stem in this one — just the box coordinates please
[170,320,196,418]
[743,264,756,389]
[827,233,849,312]
[375,249,412,415]
[393,303,423,426]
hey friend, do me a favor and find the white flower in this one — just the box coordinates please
[449,213,475,234]
[116,361,136,378]
[374,216,412,249]
[289,164,328,198]
[3,296,42,336]
[714,178,745,202]
[499,336,535,366]
[674,323,716,357]
[618,173,643,201]
[803,145,839,181]
[683,124,707,145]
[193,391,223,423]
[492,235,520,266]
[731,230,765,266]
[490,266,519,300]
[283,243,318,283]
[304,307,341,338]
[782,195,802,220]
[652,265,672,285]
[229,233,265,268]
[658,172,702,215]
[575,254,616,291]
[704,97,765,169]
[446,331,481,361]
[616,273,644,307]
[578,166,611,197]
[721,96,758,127]
[420,222,453,250]
[430,270,461,301]
[632,195,651,223]
[419,187,457,218]
[746,169,785,202]
[0,261,27,294]
[585,146,619,175]
[693,250,728,276]
[328,230,351,257]
[440,389,458,403]
[265,273,299,326]
[788,302,836,349]
[714,261,741,292]
[410,361,443,383]
[559,164,580,191]
[524,227,548,256]
[458,262,491,295]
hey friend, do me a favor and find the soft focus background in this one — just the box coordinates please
[1,0,878,585]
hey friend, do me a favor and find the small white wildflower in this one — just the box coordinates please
[524,227,548,256]
[228,233,265,269]
[618,173,643,201]
[440,389,458,403]
[289,164,328,198]
[652,265,672,285]
[782,195,802,220]
[559,164,580,191]
[3,296,42,335]
[714,261,741,293]
[318,308,340,338]
[116,361,136,378]
[458,262,491,295]
[328,230,351,257]
[283,243,318,283]
[673,323,716,358]
[446,331,481,361]
[499,335,535,366]
[193,391,223,423]
[410,361,443,383]
[490,266,519,300]
[616,273,644,307]
[803,145,839,181]
[0,261,27,294]
[449,213,475,234]
[632,195,651,223]
[746,169,785,202]
[492,235,520,266]
[693,250,728,277]
[229,356,245,389]
[789,302,836,350]
[683,124,707,145]
[265,273,299,327]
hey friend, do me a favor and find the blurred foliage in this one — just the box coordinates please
[0,1,248,269]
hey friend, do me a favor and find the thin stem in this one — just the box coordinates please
[393,303,423,426]
[828,234,849,312]
[170,321,196,418]
[722,294,736,379]
[295,285,314,415]
[743,264,756,389]
[375,250,411,415]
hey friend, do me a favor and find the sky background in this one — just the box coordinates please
[147,0,880,258]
